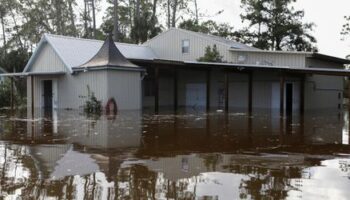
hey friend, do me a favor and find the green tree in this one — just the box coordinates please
[102,0,161,43]
[197,45,223,62]
[236,0,317,51]
[0,48,31,102]
[0,79,14,108]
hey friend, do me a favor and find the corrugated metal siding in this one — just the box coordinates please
[210,70,249,109]
[145,29,308,67]
[231,51,307,68]
[30,43,68,72]
[177,69,206,106]
[26,77,31,109]
[28,70,142,110]
[145,29,233,62]
[26,72,109,109]
[27,75,60,109]
[107,70,142,110]
[58,71,108,109]
[305,75,344,109]
[159,76,175,106]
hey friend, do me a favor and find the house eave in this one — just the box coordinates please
[0,71,66,77]
[72,66,145,73]
[308,53,350,64]
[184,60,350,76]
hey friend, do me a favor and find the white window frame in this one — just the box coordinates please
[182,39,190,54]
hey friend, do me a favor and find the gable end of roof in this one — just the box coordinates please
[23,34,73,74]
[144,28,259,50]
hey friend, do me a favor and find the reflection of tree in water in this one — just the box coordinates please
[200,154,223,171]
[339,160,350,173]
[229,165,302,200]
[113,165,157,199]
[0,144,78,199]
[0,146,31,195]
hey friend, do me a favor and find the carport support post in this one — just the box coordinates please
[174,68,178,113]
[154,66,159,114]
[10,76,14,112]
[206,69,211,112]
[248,72,253,115]
[280,73,285,135]
[31,75,34,119]
[300,75,305,115]
[280,74,285,116]
[224,71,229,113]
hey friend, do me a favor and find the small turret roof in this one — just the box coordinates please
[79,35,140,69]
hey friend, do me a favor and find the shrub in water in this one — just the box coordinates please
[84,85,102,115]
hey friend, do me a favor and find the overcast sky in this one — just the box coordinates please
[97,0,350,58]
[195,0,350,58]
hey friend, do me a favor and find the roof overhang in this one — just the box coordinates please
[184,61,350,76]
[72,66,145,73]
[308,53,350,64]
[133,59,350,76]
[0,71,66,77]
[229,48,310,55]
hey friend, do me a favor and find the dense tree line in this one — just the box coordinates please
[0,0,319,51]
[0,0,321,75]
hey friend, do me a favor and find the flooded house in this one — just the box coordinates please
[13,28,350,113]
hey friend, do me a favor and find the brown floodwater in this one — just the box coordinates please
[0,108,349,199]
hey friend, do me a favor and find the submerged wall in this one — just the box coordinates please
[27,69,142,111]
[141,68,343,111]
[305,75,344,110]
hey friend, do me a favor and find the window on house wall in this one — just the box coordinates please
[237,54,247,63]
[182,40,190,53]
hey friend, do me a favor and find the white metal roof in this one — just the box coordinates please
[50,148,99,180]
[24,34,158,73]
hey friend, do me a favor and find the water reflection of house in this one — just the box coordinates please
[125,154,307,182]
[25,110,142,180]
[26,110,142,149]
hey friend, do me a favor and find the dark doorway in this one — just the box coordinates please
[286,83,293,116]
[43,80,53,111]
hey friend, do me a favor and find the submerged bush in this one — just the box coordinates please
[84,85,102,115]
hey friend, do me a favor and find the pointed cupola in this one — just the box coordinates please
[77,34,141,70]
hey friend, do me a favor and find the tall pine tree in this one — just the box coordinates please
[236,0,317,51]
